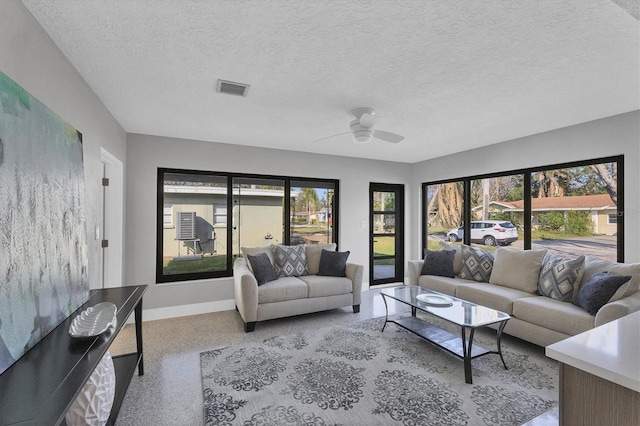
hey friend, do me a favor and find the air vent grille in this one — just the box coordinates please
[216,79,250,97]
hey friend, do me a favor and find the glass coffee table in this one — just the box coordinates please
[380,285,510,384]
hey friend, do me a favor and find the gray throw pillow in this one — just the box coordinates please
[421,250,455,278]
[538,255,585,302]
[573,271,631,315]
[459,245,495,282]
[317,249,350,277]
[272,244,308,277]
[246,253,278,285]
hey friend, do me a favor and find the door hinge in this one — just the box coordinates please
[102,178,109,186]
[101,239,109,248]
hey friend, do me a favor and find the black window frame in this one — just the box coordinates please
[421,155,624,261]
[157,168,339,283]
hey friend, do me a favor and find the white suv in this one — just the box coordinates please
[447,220,518,246]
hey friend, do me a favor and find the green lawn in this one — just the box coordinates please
[163,255,227,275]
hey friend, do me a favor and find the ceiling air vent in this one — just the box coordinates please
[216,79,250,97]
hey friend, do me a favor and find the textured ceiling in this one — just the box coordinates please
[21,0,640,163]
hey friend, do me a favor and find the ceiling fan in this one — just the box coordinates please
[317,108,405,144]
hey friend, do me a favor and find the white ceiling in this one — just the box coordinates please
[22,0,640,163]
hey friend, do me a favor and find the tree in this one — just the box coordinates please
[298,188,319,224]
[591,163,617,205]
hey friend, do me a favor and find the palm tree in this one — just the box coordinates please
[298,188,320,224]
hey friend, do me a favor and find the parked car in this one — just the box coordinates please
[447,220,518,246]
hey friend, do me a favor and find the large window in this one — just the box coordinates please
[157,169,338,283]
[422,156,624,262]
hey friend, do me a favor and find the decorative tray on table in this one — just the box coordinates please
[416,294,453,307]
[69,302,117,338]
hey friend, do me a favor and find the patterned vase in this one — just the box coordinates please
[65,351,116,426]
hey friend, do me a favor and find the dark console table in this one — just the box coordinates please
[0,285,147,425]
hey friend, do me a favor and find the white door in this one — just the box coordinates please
[100,148,124,288]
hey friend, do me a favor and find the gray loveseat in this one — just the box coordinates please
[234,243,364,332]
[409,242,640,347]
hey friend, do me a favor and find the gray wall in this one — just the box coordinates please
[410,111,640,262]
[126,134,412,312]
[1,0,127,289]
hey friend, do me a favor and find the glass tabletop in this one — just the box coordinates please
[381,285,510,328]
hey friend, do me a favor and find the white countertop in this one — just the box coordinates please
[546,311,640,392]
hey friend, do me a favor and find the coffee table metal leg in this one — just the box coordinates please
[381,294,389,332]
[461,327,475,384]
[497,320,509,370]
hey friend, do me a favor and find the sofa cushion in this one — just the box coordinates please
[538,254,585,302]
[246,253,278,285]
[417,275,475,297]
[305,243,337,275]
[298,275,353,298]
[273,244,309,277]
[317,250,350,277]
[456,282,535,314]
[257,277,309,303]
[513,296,595,336]
[573,272,632,315]
[421,250,455,278]
[241,246,275,273]
[459,245,495,282]
[489,248,546,293]
[439,241,463,276]
[580,256,640,303]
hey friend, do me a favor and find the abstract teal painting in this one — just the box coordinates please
[0,71,89,375]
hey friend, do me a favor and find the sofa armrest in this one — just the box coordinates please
[233,258,259,323]
[346,263,364,305]
[408,260,424,286]
[595,291,640,327]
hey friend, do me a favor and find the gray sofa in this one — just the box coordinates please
[234,243,364,332]
[409,242,640,347]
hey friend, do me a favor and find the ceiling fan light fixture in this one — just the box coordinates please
[352,130,373,144]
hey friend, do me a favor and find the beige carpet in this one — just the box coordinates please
[201,315,558,426]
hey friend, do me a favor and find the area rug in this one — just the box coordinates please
[200,316,558,425]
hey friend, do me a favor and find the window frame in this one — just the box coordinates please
[157,168,339,283]
[421,155,624,261]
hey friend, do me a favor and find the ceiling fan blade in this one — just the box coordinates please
[373,130,404,144]
[314,131,350,142]
[359,112,379,129]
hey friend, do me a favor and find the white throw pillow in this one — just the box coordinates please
[489,248,546,293]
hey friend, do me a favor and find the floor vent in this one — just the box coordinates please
[216,79,250,97]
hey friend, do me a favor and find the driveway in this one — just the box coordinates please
[512,235,617,262]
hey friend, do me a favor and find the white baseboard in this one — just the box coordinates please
[127,299,236,323]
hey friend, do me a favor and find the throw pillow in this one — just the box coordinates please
[459,245,495,283]
[573,271,632,315]
[317,249,350,277]
[305,243,337,275]
[241,246,275,273]
[421,250,455,278]
[439,241,463,276]
[537,255,585,302]
[246,253,278,285]
[489,248,546,293]
[272,244,308,277]
[579,256,640,303]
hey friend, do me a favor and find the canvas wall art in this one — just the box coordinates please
[0,71,89,375]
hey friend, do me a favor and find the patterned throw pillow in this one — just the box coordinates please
[272,244,308,277]
[573,271,631,315]
[421,250,455,278]
[459,245,495,282]
[246,253,278,285]
[538,255,585,302]
[317,249,350,277]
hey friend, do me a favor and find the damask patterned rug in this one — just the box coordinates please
[200,316,558,425]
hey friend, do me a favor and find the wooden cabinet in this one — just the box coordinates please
[0,285,147,425]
